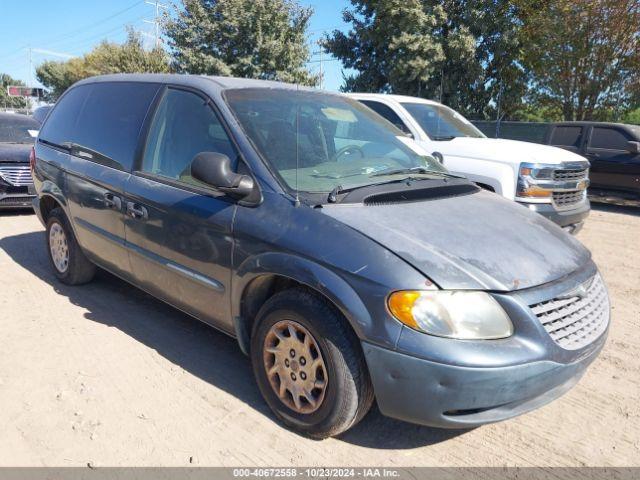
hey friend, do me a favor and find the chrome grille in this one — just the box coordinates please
[530,274,609,350]
[0,164,32,187]
[553,190,586,209]
[553,168,588,181]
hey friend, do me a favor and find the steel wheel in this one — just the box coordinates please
[263,319,328,414]
[49,222,69,273]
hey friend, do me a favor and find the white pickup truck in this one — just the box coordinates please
[349,93,590,233]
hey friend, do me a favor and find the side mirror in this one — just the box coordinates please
[190,152,255,200]
[627,141,640,154]
[399,128,413,139]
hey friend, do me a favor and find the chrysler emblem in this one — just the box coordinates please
[558,277,593,300]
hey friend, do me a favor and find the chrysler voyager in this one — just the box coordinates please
[33,74,610,438]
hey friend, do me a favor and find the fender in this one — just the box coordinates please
[444,155,516,198]
[232,251,375,355]
[35,180,69,226]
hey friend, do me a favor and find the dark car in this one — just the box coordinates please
[545,122,640,201]
[0,113,39,209]
[33,74,609,438]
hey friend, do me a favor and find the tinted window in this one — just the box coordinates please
[360,100,410,133]
[589,127,630,150]
[39,82,160,170]
[550,126,583,147]
[0,115,40,143]
[141,88,237,188]
[225,88,447,193]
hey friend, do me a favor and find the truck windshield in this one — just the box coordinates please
[401,103,485,140]
[0,115,39,144]
[224,89,448,193]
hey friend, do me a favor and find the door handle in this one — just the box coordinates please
[104,193,122,210]
[126,202,148,220]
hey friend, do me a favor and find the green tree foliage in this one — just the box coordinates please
[164,0,317,86]
[36,30,171,100]
[0,73,27,110]
[325,0,529,119]
[519,0,640,121]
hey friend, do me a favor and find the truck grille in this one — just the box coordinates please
[0,164,32,187]
[530,274,609,350]
[553,168,588,181]
[553,190,585,209]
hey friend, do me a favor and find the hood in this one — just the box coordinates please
[427,137,588,166]
[322,190,591,291]
[0,143,32,163]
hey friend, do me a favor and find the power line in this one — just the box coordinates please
[37,1,143,48]
[0,0,143,59]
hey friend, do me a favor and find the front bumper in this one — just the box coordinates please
[0,186,36,209]
[521,199,590,233]
[363,335,605,428]
[363,262,608,428]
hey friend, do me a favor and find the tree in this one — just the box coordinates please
[36,30,171,100]
[324,0,529,119]
[0,74,27,110]
[521,0,640,121]
[163,0,317,85]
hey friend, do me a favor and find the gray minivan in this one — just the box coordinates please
[33,74,610,438]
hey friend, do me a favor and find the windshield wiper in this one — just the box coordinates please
[368,166,464,179]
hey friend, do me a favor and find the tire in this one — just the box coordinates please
[46,207,96,285]
[251,288,374,439]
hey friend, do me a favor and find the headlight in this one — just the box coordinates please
[517,162,554,198]
[388,290,513,339]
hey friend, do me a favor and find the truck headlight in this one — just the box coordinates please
[517,162,554,198]
[388,290,513,339]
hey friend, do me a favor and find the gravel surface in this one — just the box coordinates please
[0,205,638,466]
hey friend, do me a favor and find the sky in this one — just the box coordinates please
[0,0,351,92]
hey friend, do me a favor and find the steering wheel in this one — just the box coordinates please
[332,145,365,162]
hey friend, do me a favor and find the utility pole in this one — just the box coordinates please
[144,0,168,49]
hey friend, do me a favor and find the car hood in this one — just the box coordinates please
[427,137,588,166]
[322,190,591,291]
[0,143,32,163]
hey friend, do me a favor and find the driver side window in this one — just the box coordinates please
[141,88,237,187]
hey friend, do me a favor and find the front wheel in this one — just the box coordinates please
[251,288,374,438]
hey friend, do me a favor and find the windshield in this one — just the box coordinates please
[401,103,485,140]
[0,115,39,143]
[224,89,448,193]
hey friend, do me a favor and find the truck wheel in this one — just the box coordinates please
[46,207,96,285]
[251,288,374,439]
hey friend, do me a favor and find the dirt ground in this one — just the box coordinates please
[0,204,638,467]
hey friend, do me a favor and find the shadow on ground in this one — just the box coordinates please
[589,199,640,217]
[0,229,466,449]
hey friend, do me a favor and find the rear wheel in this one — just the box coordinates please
[46,208,96,285]
[251,288,374,438]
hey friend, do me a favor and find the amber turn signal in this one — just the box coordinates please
[387,291,421,329]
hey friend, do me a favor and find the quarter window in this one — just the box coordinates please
[39,82,160,171]
[141,88,237,188]
[589,128,630,150]
[550,126,583,148]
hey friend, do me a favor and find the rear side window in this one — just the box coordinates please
[550,126,583,148]
[589,127,630,150]
[39,82,160,171]
[359,100,410,134]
